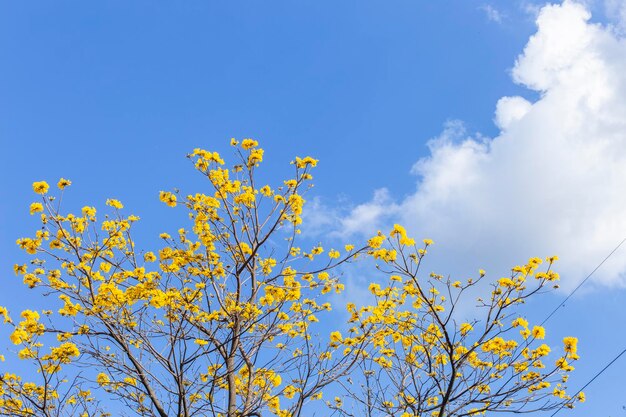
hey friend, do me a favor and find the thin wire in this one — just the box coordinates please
[550,347,626,417]
[541,237,626,326]
[543,236,626,416]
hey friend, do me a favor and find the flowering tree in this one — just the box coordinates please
[1,140,583,417]
[331,227,584,417]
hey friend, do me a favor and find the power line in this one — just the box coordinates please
[543,236,626,416]
[550,347,626,417]
[541,237,626,326]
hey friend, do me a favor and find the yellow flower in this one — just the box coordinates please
[310,246,323,255]
[57,178,72,189]
[159,191,177,207]
[260,185,273,196]
[556,357,574,371]
[531,326,545,340]
[259,258,276,275]
[241,138,259,149]
[58,295,82,316]
[294,156,318,168]
[423,238,434,246]
[0,306,10,323]
[16,237,39,254]
[248,148,264,167]
[50,342,80,364]
[283,385,297,399]
[511,317,528,328]
[29,202,43,215]
[32,181,49,194]
[390,224,406,237]
[563,337,578,358]
[10,328,28,345]
[498,277,515,287]
[368,233,385,249]
[96,373,110,385]
[23,273,41,289]
[106,199,124,209]
[13,264,27,276]
[124,377,137,386]
[460,322,473,336]
[82,206,97,218]
[368,283,381,295]
[272,374,282,387]
[330,331,343,344]
[239,242,253,255]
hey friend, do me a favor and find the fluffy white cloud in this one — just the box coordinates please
[495,96,532,130]
[333,0,626,289]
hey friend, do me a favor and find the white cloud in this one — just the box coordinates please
[337,189,400,237]
[333,0,626,290]
[495,96,533,130]
[481,4,505,23]
[605,0,626,30]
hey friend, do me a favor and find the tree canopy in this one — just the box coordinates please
[2,140,583,417]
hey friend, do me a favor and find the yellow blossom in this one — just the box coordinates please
[532,326,545,340]
[82,206,96,218]
[29,202,43,215]
[368,234,385,249]
[57,178,72,189]
[241,139,258,149]
[330,331,342,344]
[563,337,579,358]
[106,199,124,209]
[294,156,318,168]
[460,322,473,336]
[159,191,177,207]
[96,373,110,385]
[32,181,49,194]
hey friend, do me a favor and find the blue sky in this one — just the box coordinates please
[2,1,626,415]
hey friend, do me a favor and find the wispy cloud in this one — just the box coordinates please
[604,0,626,30]
[481,4,505,23]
